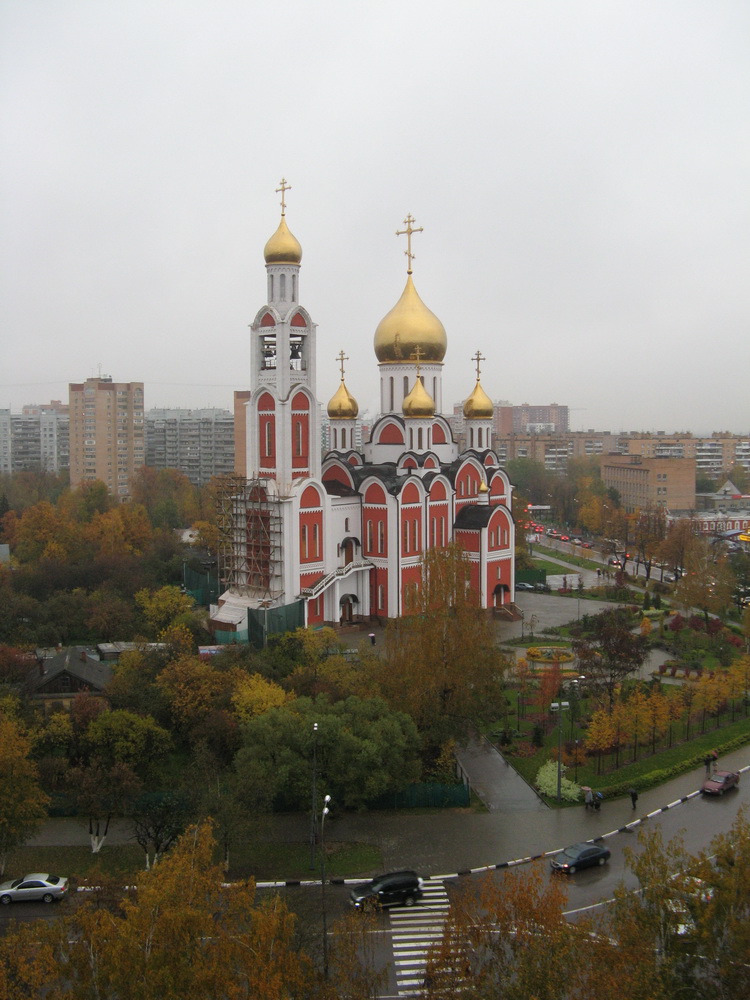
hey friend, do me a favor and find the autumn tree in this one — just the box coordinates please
[657,517,698,579]
[0,712,50,874]
[84,708,172,780]
[378,543,511,752]
[632,506,667,580]
[1,823,313,998]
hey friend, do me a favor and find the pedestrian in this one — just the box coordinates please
[629,787,638,810]
[704,754,713,776]
[584,789,593,811]
[711,749,719,773]
[594,791,602,811]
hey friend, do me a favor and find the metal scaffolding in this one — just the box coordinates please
[215,475,284,601]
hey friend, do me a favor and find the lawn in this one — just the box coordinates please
[4,837,383,886]
[490,701,750,807]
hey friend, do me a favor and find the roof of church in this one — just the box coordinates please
[454,505,495,529]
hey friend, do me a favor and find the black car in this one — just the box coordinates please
[350,870,424,909]
[550,843,610,875]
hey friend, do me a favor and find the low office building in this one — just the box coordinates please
[599,454,695,514]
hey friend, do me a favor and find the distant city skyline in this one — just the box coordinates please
[2,2,748,433]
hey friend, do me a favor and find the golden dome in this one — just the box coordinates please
[463,379,494,419]
[402,375,435,418]
[479,482,489,493]
[264,215,302,264]
[374,274,447,364]
[327,380,359,419]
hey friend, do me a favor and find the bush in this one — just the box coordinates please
[535,760,580,802]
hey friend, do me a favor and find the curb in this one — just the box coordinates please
[74,765,748,894]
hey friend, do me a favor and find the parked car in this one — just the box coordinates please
[533,582,551,593]
[350,870,423,909]
[701,770,740,796]
[0,874,69,905]
[515,582,535,592]
[550,843,610,875]
[666,874,714,935]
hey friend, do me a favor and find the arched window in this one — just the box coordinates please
[378,521,385,553]
[378,584,385,611]
[403,376,409,398]
[433,377,437,403]
[301,524,308,559]
[403,520,409,553]
[268,274,274,300]
[280,274,286,300]
[313,523,319,558]
[413,518,419,551]
[264,421,272,457]
[366,520,373,551]
[342,428,347,449]
[295,420,303,456]
[418,427,423,450]
[292,274,297,301]
[345,517,350,532]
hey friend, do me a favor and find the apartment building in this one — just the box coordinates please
[145,408,235,486]
[0,403,69,474]
[599,454,695,513]
[69,377,145,501]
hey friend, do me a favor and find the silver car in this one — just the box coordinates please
[0,873,69,904]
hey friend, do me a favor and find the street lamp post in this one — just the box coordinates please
[310,723,318,869]
[321,794,332,978]
[550,701,570,803]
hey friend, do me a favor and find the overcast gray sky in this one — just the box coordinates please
[2,1,748,434]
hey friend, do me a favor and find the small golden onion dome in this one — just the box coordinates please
[479,482,489,493]
[374,274,447,363]
[402,375,435,418]
[327,380,359,419]
[264,216,302,264]
[463,379,494,419]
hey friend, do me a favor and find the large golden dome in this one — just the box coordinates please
[463,379,494,419]
[402,375,435,418]
[374,274,447,364]
[327,380,359,419]
[264,215,302,264]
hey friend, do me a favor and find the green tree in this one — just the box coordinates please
[236,694,421,810]
[85,709,172,779]
[135,585,194,634]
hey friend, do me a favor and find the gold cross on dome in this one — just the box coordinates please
[336,349,349,380]
[396,213,423,274]
[410,345,425,376]
[276,177,291,215]
[472,350,486,380]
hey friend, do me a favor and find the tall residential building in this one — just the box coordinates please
[0,404,69,474]
[145,408,235,486]
[68,377,145,501]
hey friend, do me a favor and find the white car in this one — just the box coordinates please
[0,873,69,904]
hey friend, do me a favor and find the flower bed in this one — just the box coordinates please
[526,646,575,663]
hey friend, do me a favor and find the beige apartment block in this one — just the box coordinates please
[618,432,750,479]
[69,377,144,501]
[599,455,695,513]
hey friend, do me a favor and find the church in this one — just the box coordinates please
[210,182,517,642]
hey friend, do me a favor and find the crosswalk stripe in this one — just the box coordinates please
[388,878,451,997]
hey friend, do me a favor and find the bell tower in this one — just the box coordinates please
[246,180,320,488]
